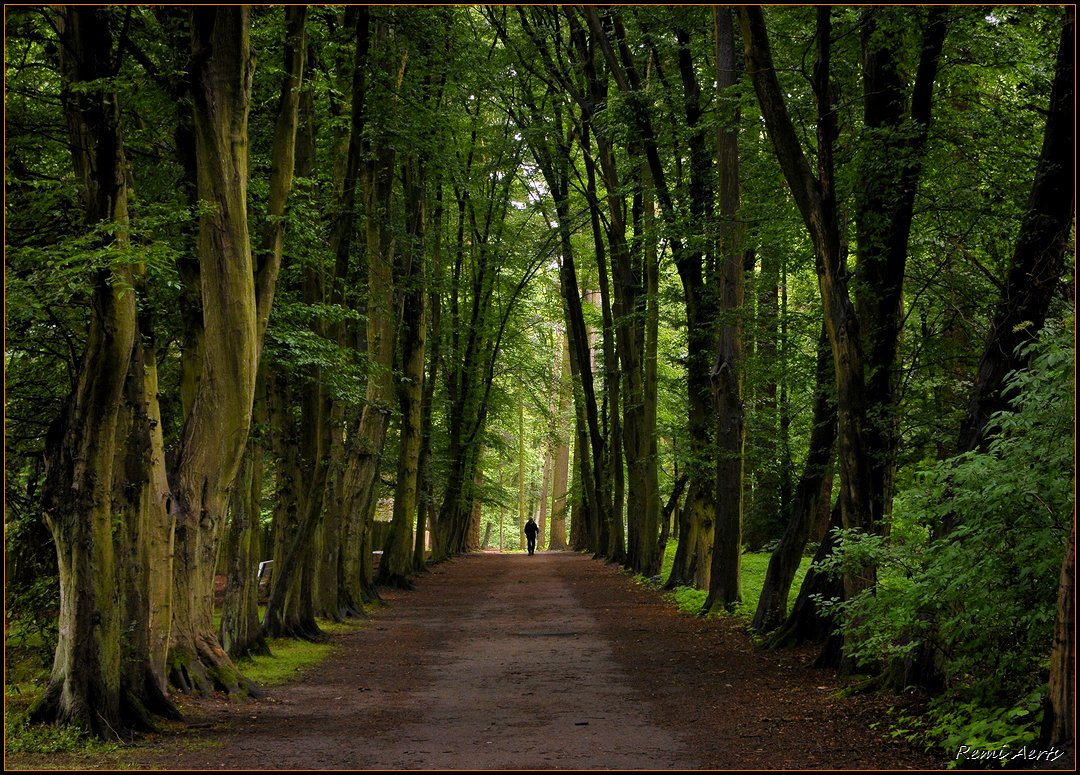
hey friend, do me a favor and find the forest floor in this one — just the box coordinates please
[8,552,948,770]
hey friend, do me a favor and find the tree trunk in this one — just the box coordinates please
[33,7,176,734]
[114,302,180,722]
[1042,520,1074,751]
[738,7,878,669]
[747,249,781,549]
[468,455,485,553]
[220,373,270,658]
[263,366,330,639]
[753,326,837,633]
[548,338,572,551]
[222,4,307,651]
[766,500,844,653]
[855,7,947,532]
[706,9,746,612]
[338,19,405,599]
[323,9,371,616]
[168,7,261,696]
[379,156,428,588]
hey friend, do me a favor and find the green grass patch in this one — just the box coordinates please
[236,617,365,686]
[237,638,335,687]
[656,540,812,619]
[4,706,123,756]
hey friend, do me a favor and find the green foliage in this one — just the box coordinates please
[888,689,1044,769]
[5,577,59,671]
[823,318,1073,758]
[670,586,709,615]
[659,543,812,618]
[4,709,121,755]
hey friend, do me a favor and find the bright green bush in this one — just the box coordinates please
[822,319,1073,760]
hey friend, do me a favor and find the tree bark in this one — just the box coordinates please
[1042,520,1074,751]
[33,7,177,734]
[169,7,261,696]
[705,9,746,612]
[220,372,270,658]
[766,500,844,654]
[753,325,837,633]
[379,156,428,588]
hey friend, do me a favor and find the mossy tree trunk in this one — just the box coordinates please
[34,6,176,735]
[338,17,404,597]
[378,155,428,588]
[220,376,271,659]
[220,4,306,657]
[168,7,261,696]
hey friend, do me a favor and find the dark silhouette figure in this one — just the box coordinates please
[524,517,539,555]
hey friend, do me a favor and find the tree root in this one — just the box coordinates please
[168,638,260,699]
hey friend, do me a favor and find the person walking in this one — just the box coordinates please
[524,517,539,556]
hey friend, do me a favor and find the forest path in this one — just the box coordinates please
[138,552,941,770]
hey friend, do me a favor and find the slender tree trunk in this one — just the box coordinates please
[747,250,781,548]
[706,9,746,612]
[548,337,572,551]
[569,384,592,552]
[415,185,444,572]
[325,8,371,615]
[753,325,837,633]
[338,20,405,600]
[468,454,485,552]
[222,4,306,652]
[379,156,428,588]
[220,372,270,658]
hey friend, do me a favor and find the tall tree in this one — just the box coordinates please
[737,7,879,664]
[378,153,429,587]
[168,7,264,694]
[705,8,747,611]
[224,2,308,652]
[954,7,1073,456]
[32,6,176,733]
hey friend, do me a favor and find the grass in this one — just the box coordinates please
[237,617,365,687]
[655,540,812,619]
[4,614,366,761]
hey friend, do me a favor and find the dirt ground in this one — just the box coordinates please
[14,552,949,770]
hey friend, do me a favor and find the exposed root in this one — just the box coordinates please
[168,639,260,699]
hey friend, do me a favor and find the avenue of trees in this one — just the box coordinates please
[5,5,1073,757]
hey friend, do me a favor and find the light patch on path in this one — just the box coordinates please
[363,554,696,770]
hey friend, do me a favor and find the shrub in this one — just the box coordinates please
[823,318,1073,759]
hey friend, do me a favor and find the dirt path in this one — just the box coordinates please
[131,552,942,770]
